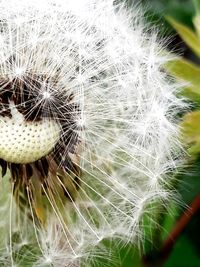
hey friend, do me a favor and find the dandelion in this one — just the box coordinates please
[0,0,185,266]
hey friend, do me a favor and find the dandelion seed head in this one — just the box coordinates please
[0,0,186,266]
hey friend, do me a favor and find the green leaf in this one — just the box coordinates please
[181,86,200,102]
[88,240,141,267]
[193,15,200,38]
[141,0,195,34]
[181,111,200,155]
[166,16,200,57]
[161,204,179,241]
[164,235,200,267]
[177,156,200,203]
[165,58,200,101]
[193,0,200,15]
[166,58,200,84]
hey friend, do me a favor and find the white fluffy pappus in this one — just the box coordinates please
[0,0,185,266]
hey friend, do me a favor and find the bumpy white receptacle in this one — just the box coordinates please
[0,104,60,164]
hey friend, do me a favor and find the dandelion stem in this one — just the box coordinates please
[142,194,200,267]
[160,194,200,263]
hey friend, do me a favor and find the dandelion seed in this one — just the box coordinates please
[0,0,185,266]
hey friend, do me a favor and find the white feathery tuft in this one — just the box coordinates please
[0,0,185,266]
